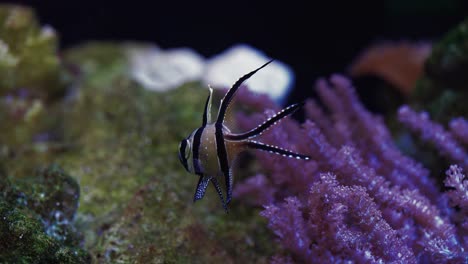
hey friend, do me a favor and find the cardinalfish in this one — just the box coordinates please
[178,60,310,211]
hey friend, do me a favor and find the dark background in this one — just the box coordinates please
[7,0,468,106]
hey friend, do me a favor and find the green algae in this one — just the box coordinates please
[0,165,90,263]
[0,4,68,179]
[0,5,67,99]
[411,17,468,123]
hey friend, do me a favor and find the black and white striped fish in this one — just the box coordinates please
[178,60,310,211]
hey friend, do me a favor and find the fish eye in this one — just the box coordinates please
[178,138,191,163]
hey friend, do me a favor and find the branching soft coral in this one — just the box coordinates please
[450,118,468,146]
[444,165,468,244]
[398,106,468,171]
[262,173,416,263]
[445,165,468,210]
[234,75,468,263]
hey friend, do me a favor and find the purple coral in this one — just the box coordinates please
[398,106,468,171]
[444,165,468,243]
[262,173,416,263]
[445,165,468,210]
[234,74,468,263]
[450,118,468,146]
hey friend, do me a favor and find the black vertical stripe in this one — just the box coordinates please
[192,127,205,175]
[179,139,189,171]
[215,123,231,202]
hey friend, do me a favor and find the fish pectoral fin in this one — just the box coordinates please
[193,175,212,202]
[225,102,304,141]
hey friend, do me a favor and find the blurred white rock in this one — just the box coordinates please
[129,46,205,91]
[128,43,294,102]
[203,44,294,103]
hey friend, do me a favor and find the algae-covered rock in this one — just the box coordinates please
[54,43,274,263]
[1,36,274,261]
[0,5,68,157]
[0,165,90,263]
[0,93,65,163]
[412,17,468,123]
[0,4,66,99]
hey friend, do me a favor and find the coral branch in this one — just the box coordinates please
[450,118,468,146]
[445,165,468,210]
[398,106,468,171]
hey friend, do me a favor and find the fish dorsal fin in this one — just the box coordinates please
[202,86,213,126]
[216,60,274,126]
